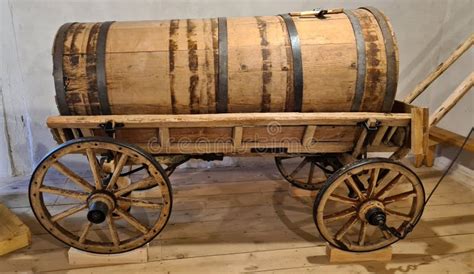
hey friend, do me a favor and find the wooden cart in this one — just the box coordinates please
[29,100,429,254]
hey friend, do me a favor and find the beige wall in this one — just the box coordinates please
[1,0,473,177]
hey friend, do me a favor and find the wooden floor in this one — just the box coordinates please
[0,158,473,273]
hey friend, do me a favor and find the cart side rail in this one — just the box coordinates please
[46,111,417,156]
[47,112,412,128]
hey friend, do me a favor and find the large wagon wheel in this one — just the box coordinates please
[29,137,172,254]
[314,158,425,252]
[275,156,341,190]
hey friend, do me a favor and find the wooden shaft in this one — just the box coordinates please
[404,34,473,103]
[429,72,474,126]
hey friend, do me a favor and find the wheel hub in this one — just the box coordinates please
[87,191,116,224]
[365,207,387,226]
[358,200,386,226]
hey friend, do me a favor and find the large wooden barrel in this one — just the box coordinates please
[53,7,398,116]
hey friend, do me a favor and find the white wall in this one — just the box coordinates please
[0,82,13,177]
[1,0,473,178]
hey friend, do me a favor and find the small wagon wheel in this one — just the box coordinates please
[275,156,341,190]
[29,137,172,254]
[313,158,425,252]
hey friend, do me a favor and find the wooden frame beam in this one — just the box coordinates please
[47,112,411,129]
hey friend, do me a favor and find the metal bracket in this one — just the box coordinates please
[289,8,343,18]
[99,120,124,138]
[360,119,381,131]
[313,8,328,18]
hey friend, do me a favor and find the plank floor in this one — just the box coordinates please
[0,157,473,273]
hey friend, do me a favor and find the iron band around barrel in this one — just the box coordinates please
[361,7,398,112]
[96,21,115,115]
[279,14,303,112]
[53,22,75,115]
[217,17,228,113]
[344,10,367,112]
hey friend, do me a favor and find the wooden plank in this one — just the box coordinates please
[326,244,392,263]
[159,128,170,147]
[68,245,148,265]
[352,127,368,158]
[71,128,80,138]
[371,125,389,146]
[57,128,67,143]
[233,127,243,148]
[383,126,397,144]
[141,141,355,155]
[47,234,474,273]
[429,72,473,126]
[404,34,473,103]
[302,125,316,146]
[0,204,31,256]
[80,128,94,137]
[46,112,412,129]
[430,126,474,153]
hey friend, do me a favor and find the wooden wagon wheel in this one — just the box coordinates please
[275,156,341,190]
[29,137,172,254]
[313,158,425,252]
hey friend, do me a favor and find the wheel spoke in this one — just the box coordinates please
[307,161,315,184]
[367,168,380,198]
[379,227,391,239]
[345,176,365,200]
[375,173,403,199]
[79,222,93,243]
[52,162,94,192]
[39,186,88,201]
[118,197,163,209]
[114,207,149,234]
[289,158,308,177]
[358,221,367,246]
[385,208,412,221]
[115,177,158,197]
[106,154,129,191]
[86,149,102,190]
[373,170,398,196]
[334,215,358,240]
[107,215,120,246]
[51,204,87,222]
[328,194,358,205]
[323,207,356,223]
[383,190,417,205]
